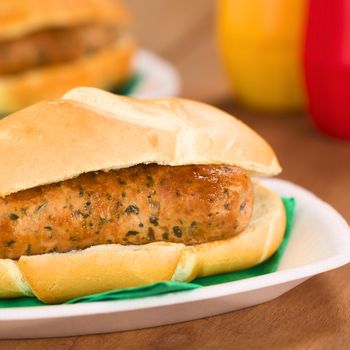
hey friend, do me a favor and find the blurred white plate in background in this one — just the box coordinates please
[130,49,181,98]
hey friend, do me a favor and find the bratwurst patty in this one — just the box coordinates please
[0,164,253,259]
[0,24,120,75]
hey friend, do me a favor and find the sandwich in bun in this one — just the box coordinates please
[0,0,134,114]
[0,87,286,303]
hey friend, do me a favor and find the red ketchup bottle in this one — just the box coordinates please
[304,0,350,139]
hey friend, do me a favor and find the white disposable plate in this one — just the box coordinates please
[129,49,181,98]
[0,179,349,339]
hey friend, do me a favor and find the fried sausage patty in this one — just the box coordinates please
[0,24,120,75]
[0,164,253,259]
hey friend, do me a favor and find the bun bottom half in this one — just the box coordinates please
[0,183,286,304]
[0,35,135,114]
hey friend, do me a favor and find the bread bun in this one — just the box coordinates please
[0,183,285,304]
[0,0,134,114]
[0,88,285,304]
[0,0,129,41]
[0,88,281,197]
[0,36,135,114]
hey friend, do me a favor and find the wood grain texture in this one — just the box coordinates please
[1,0,349,349]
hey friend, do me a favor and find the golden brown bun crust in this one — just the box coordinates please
[19,243,184,304]
[0,36,135,114]
[0,0,130,41]
[0,88,281,197]
[0,184,286,303]
[0,259,33,298]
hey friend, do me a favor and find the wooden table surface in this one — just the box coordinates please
[1,1,350,349]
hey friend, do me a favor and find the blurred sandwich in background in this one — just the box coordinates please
[0,0,135,114]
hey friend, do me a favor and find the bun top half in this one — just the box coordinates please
[0,0,130,41]
[0,87,281,197]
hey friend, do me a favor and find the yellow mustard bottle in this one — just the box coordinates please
[217,0,307,111]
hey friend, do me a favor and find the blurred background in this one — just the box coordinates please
[125,0,228,102]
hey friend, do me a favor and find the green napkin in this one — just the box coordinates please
[0,197,295,308]
[109,73,143,96]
